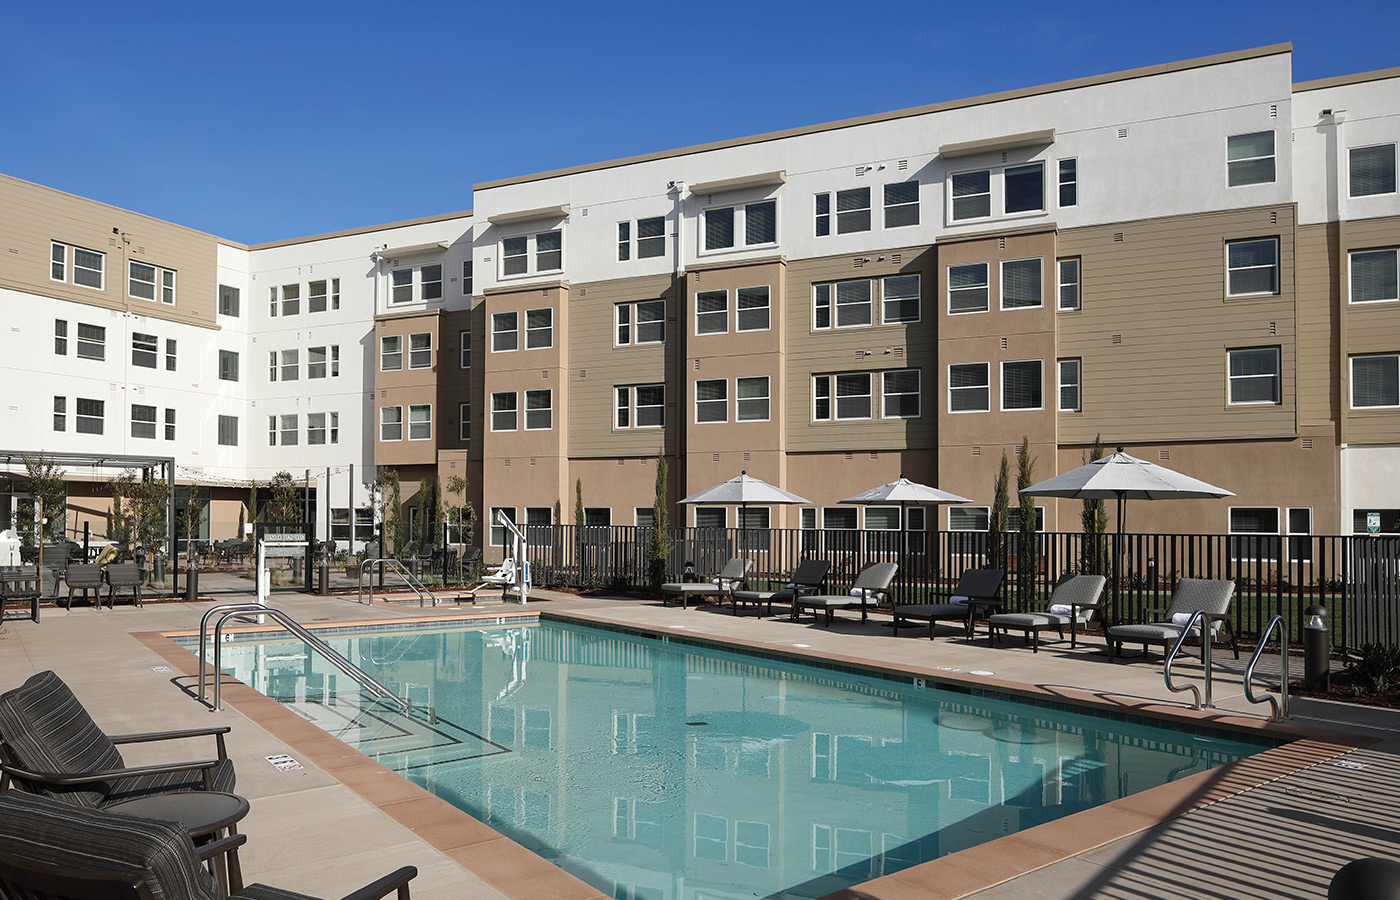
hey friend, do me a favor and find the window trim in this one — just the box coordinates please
[492,311,520,353]
[1350,354,1400,409]
[881,369,921,419]
[458,402,471,443]
[947,263,989,316]
[380,335,403,371]
[615,384,665,430]
[75,397,104,435]
[130,403,157,440]
[379,405,403,442]
[1226,346,1282,406]
[735,376,770,422]
[735,286,771,333]
[408,404,432,441]
[1349,143,1398,198]
[948,362,991,414]
[491,391,519,432]
[1058,358,1082,412]
[498,230,564,280]
[408,332,433,369]
[525,307,554,349]
[695,289,729,336]
[881,274,921,325]
[999,257,1044,310]
[700,199,778,255]
[1349,248,1399,305]
[1057,258,1081,311]
[1225,237,1281,298]
[1058,158,1078,207]
[615,299,666,346]
[524,389,553,431]
[883,181,920,229]
[1000,359,1045,412]
[1226,130,1277,188]
[694,378,728,424]
[459,330,472,368]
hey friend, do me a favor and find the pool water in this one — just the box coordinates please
[202,620,1272,900]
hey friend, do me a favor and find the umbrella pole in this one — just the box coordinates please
[1114,492,1126,626]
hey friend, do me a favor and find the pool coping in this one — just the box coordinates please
[136,607,1369,900]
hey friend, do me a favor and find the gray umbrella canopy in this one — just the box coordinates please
[680,471,811,506]
[1017,450,1234,505]
[840,476,971,507]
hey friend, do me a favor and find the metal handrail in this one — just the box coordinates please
[197,602,411,715]
[357,557,431,606]
[1244,614,1289,722]
[1164,609,1212,709]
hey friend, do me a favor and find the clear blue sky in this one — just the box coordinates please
[3,1,1395,245]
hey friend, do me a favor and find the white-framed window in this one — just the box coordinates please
[280,283,300,316]
[882,274,920,324]
[948,362,990,413]
[1058,258,1081,310]
[1227,347,1281,405]
[1351,355,1400,408]
[695,507,726,529]
[379,406,402,441]
[831,188,871,234]
[1350,144,1397,197]
[1004,162,1045,213]
[421,264,442,300]
[526,308,553,349]
[461,261,473,296]
[525,390,552,430]
[54,320,67,355]
[815,280,872,329]
[130,404,157,440]
[1287,507,1313,562]
[308,280,328,312]
[695,379,728,423]
[53,396,65,432]
[949,506,990,531]
[165,338,176,371]
[409,332,432,368]
[1227,131,1276,187]
[389,263,444,302]
[949,163,1045,221]
[696,290,728,335]
[491,392,518,431]
[280,414,298,446]
[380,335,402,371]
[736,286,770,332]
[1059,359,1081,411]
[500,230,562,277]
[459,330,471,368]
[217,414,237,446]
[76,323,105,360]
[459,402,471,443]
[812,373,872,420]
[881,369,920,418]
[948,264,989,314]
[331,277,340,309]
[489,507,516,547]
[1058,158,1078,207]
[128,262,156,302]
[158,268,175,303]
[1351,249,1399,304]
[408,404,432,440]
[391,268,412,303]
[703,200,776,251]
[1001,359,1044,410]
[492,311,519,351]
[618,216,666,260]
[615,299,665,345]
[1001,258,1043,309]
[268,286,278,316]
[131,332,158,368]
[616,384,665,429]
[1226,238,1280,296]
[50,242,104,290]
[814,193,831,236]
[1229,506,1281,562]
[50,242,66,283]
[950,170,991,220]
[736,376,770,421]
[308,346,328,379]
[884,181,919,228]
[280,349,299,382]
[308,412,328,445]
[75,398,103,434]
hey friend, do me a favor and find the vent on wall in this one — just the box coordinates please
[1118,127,1129,139]
[1111,334,1122,344]
[898,159,908,171]
[845,452,854,460]
[869,452,878,459]
[504,459,511,467]
[712,453,720,462]
[1000,337,1008,350]
[531,458,537,466]
[1113,233,1124,242]
[580,288,587,297]
[1269,322,1277,335]
[1270,211,1278,225]
[743,452,751,461]
[617,459,623,466]
[893,347,904,358]
[971,446,981,456]
[999,237,1006,250]
[694,360,700,370]
[1302,438,1314,449]
[580,369,588,378]
[1160,450,1171,460]
[891,253,902,264]
[1270,104,1278,118]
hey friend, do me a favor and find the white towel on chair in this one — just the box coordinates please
[1048,603,1073,615]
[1171,612,1198,627]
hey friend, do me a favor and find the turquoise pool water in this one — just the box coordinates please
[201,620,1273,900]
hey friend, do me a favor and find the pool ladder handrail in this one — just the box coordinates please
[357,557,432,606]
[1163,609,1216,710]
[197,603,412,716]
[1243,614,1290,722]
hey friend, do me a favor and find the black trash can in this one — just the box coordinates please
[185,565,198,603]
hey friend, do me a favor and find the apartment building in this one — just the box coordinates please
[1,43,1397,556]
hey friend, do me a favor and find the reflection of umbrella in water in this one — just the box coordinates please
[939,713,1057,745]
[685,710,809,742]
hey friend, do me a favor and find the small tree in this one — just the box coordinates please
[22,452,67,542]
[431,475,445,549]
[265,471,301,523]
[988,452,1010,570]
[108,470,170,567]
[181,493,208,561]
[248,481,259,526]
[374,469,404,557]
[414,475,433,549]
[647,452,670,596]
[236,501,246,541]
[1016,437,1039,609]
[1081,435,1110,575]
[444,474,477,582]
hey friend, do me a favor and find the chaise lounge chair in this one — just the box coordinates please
[729,559,831,617]
[0,791,418,900]
[987,573,1107,652]
[0,670,236,807]
[791,562,898,626]
[661,557,752,609]
[890,568,1004,639]
[1105,577,1239,661]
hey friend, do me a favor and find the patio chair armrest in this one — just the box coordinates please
[195,832,248,864]
[1069,601,1103,611]
[1202,612,1234,623]
[109,726,229,759]
[0,757,222,786]
[1142,606,1169,617]
[339,867,418,900]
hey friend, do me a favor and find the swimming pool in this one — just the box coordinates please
[201,618,1274,900]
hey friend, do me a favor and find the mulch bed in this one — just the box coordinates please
[1287,669,1400,709]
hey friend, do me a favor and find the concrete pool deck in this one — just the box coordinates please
[1,588,1396,900]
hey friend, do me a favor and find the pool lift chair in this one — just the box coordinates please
[463,511,530,604]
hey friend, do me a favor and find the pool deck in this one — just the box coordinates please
[1,587,1397,900]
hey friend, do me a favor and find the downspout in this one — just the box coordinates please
[1324,109,1350,530]
[668,181,688,527]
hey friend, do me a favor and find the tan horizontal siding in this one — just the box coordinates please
[1341,216,1400,443]
[1295,223,1338,425]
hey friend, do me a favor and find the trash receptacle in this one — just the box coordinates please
[318,560,329,594]
[185,565,198,602]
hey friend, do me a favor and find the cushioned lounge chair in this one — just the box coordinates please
[0,791,418,900]
[0,670,235,808]
[660,557,752,609]
[791,562,898,626]
[63,563,104,610]
[1106,577,1239,661]
[891,568,1004,640]
[987,574,1107,652]
[729,559,831,617]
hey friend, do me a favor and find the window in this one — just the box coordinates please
[1351,355,1400,408]
[409,333,432,368]
[128,262,156,300]
[736,377,769,421]
[131,333,158,368]
[884,182,919,228]
[882,369,920,418]
[695,507,726,529]
[391,268,413,303]
[1227,131,1276,186]
[309,280,328,313]
[814,193,830,236]
[268,416,279,446]
[489,507,516,547]
[50,242,66,282]
[1228,347,1281,405]
[1351,144,1397,197]
[491,392,518,431]
[331,509,351,542]
[696,290,728,335]
[1226,239,1279,296]
[161,270,175,305]
[704,200,775,250]
[1049,259,1080,315]
[832,281,873,328]
[280,349,299,381]
[164,408,175,441]
[76,323,104,360]
[695,379,727,423]
[131,404,156,439]
[421,264,442,300]
[280,283,300,316]
[1351,249,1399,303]
[950,170,991,220]
[865,507,901,531]
[811,373,874,421]
[409,404,432,440]
[268,286,278,316]
[737,287,770,332]
[380,406,403,441]
[948,264,989,314]
[381,335,403,370]
[456,402,472,443]
[835,188,870,234]
[54,320,67,355]
[1288,507,1313,561]
[950,507,990,531]
[215,350,237,382]
[813,376,830,420]
[617,221,629,260]
[1058,159,1077,207]
[619,217,665,260]
[1002,359,1043,410]
[615,300,665,345]
[308,346,328,379]
[1059,359,1081,411]
[52,397,65,431]
[165,339,176,371]
[67,245,104,289]
[492,312,519,351]
[218,415,237,446]
[615,384,664,429]
[1004,163,1045,213]
[308,412,328,445]
[526,308,553,349]
[525,390,552,430]
[1230,507,1281,561]
[279,414,298,446]
[76,398,103,434]
[459,330,471,368]
[218,284,239,317]
[501,231,562,276]
[882,275,920,324]
[268,351,277,381]
[1001,258,1043,309]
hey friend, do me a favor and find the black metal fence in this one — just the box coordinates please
[522,526,1400,651]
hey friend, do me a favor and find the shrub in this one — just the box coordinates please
[1346,643,1400,694]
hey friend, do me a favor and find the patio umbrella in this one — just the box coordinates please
[840,475,970,600]
[679,471,811,564]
